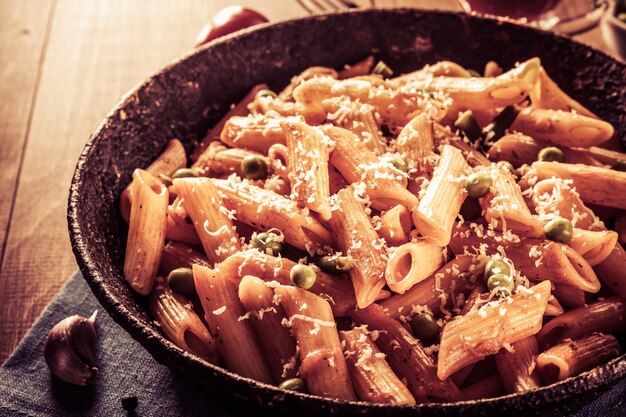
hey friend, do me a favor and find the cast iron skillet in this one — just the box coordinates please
[67,8,626,417]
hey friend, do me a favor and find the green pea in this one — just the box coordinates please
[497,160,517,177]
[167,267,195,295]
[382,155,408,173]
[484,259,512,282]
[544,217,574,243]
[486,105,520,142]
[255,89,277,100]
[372,60,394,78]
[290,264,316,290]
[278,377,308,393]
[465,171,493,198]
[250,231,283,256]
[409,313,440,345]
[454,110,483,142]
[240,155,268,180]
[314,256,355,275]
[538,147,564,163]
[611,161,626,172]
[487,273,515,297]
[171,168,199,180]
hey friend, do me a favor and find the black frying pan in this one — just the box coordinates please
[67,8,626,417]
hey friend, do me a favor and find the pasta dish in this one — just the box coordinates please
[119,56,625,404]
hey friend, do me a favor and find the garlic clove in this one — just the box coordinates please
[44,311,99,385]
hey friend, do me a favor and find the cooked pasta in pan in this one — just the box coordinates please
[120,56,625,404]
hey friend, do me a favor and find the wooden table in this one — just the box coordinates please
[0,0,615,363]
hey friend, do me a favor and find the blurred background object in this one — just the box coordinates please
[601,0,626,60]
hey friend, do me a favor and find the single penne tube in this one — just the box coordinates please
[595,245,626,298]
[276,285,356,401]
[165,213,201,245]
[339,327,416,405]
[460,374,504,400]
[220,115,285,153]
[497,57,541,86]
[217,250,356,317]
[437,280,552,380]
[450,223,601,293]
[293,76,437,130]
[401,76,532,111]
[535,297,626,349]
[192,84,268,160]
[337,55,375,79]
[584,146,626,166]
[352,304,463,403]
[328,187,386,308]
[380,256,481,320]
[238,275,298,381]
[377,205,412,247]
[527,161,626,209]
[567,228,618,266]
[324,98,387,156]
[193,141,268,176]
[494,336,542,394]
[159,241,209,274]
[487,133,602,167]
[325,126,418,212]
[212,178,332,254]
[536,67,596,117]
[395,112,435,178]
[481,165,544,237]
[192,264,274,383]
[267,143,290,182]
[384,239,445,294]
[120,139,186,222]
[173,178,240,264]
[124,169,169,295]
[536,333,621,385]
[412,145,470,246]
[511,108,613,148]
[391,61,472,85]
[278,66,338,101]
[149,278,218,363]
[282,120,332,220]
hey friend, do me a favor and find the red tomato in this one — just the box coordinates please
[195,6,269,47]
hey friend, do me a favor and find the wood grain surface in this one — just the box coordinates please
[0,0,614,363]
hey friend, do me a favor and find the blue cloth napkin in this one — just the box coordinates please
[0,271,625,416]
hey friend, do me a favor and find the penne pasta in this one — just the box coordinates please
[451,223,601,293]
[120,139,186,222]
[395,112,435,178]
[276,285,357,401]
[412,145,470,246]
[149,278,218,362]
[325,126,418,212]
[340,327,416,405]
[536,333,620,385]
[384,239,445,294]
[337,55,375,79]
[193,141,268,177]
[193,264,274,383]
[536,297,626,349]
[494,336,542,394]
[377,205,412,247]
[328,186,386,308]
[238,276,298,381]
[567,228,617,266]
[159,241,208,275]
[526,161,626,209]
[282,120,332,220]
[380,256,481,320]
[217,250,356,317]
[124,169,169,295]
[278,66,338,101]
[481,165,544,237]
[212,178,332,254]
[324,98,387,155]
[352,304,463,402]
[437,281,552,380]
[173,178,241,264]
[511,108,613,148]
[220,115,285,153]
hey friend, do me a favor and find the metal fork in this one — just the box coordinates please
[296,0,372,14]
